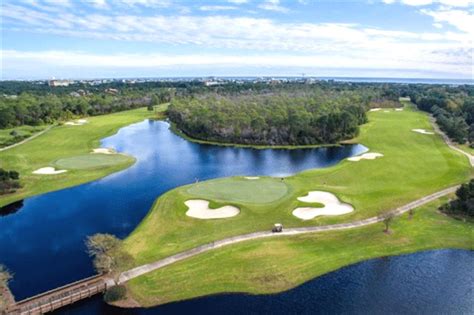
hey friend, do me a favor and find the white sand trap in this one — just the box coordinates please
[395,108,404,111]
[65,119,88,126]
[369,108,381,112]
[347,152,383,162]
[384,110,390,113]
[293,191,354,220]
[32,167,67,175]
[92,148,116,154]
[244,176,260,180]
[412,129,434,135]
[185,200,240,219]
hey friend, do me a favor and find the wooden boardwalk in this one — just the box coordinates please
[5,275,114,315]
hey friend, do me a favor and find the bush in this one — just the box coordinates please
[440,179,474,219]
[103,285,127,303]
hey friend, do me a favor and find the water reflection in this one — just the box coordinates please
[0,199,23,217]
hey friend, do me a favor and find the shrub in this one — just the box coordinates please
[103,285,127,303]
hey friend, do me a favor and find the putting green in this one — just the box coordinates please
[187,177,289,204]
[54,154,131,170]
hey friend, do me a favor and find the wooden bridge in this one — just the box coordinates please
[5,275,114,315]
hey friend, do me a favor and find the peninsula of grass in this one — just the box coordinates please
[0,105,167,207]
[121,102,472,305]
[127,196,473,306]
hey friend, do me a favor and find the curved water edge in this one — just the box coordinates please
[0,119,367,300]
[52,249,474,314]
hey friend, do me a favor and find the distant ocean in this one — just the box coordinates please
[217,76,473,85]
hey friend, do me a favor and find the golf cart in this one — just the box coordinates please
[272,223,283,233]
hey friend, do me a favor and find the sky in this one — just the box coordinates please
[0,0,473,80]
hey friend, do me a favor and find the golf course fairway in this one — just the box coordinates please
[121,102,472,306]
[0,106,165,207]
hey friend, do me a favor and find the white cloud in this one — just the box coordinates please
[227,0,248,3]
[383,0,473,6]
[258,0,289,13]
[87,0,108,9]
[433,22,443,28]
[2,49,471,78]
[200,5,237,11]
[421,8,473,33]
[1,2,472,78]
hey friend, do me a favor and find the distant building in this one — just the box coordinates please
[105,88,119,95]
[48,79,71,87]
[203,80,222,86]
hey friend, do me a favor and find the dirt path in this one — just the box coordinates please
[430,116,474,167]
[118,185,458,283]
[0,126,53,152]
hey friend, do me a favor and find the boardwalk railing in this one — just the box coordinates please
[6,274,111,315]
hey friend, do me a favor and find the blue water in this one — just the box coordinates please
[0,119,367,300]
[55,249,474,315]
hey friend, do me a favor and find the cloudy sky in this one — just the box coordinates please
[1,0,472,79]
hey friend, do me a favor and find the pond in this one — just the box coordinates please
[54,249,473,314]
[0,120,367,300]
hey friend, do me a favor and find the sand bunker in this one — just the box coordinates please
[65,119,88,126]
[32,167,67,175]
[185,200,240,219]
[244,176,260,180]
[293,191,354,220]
[395,108,404,111]
[412,129,434,135]
[369,108,381,112]
[384,110,390,113]
[92,148,116,154]
[347,152,383,162]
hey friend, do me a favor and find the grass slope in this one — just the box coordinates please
[0,106,165,207]
[54,154,131,170]
[187,177,289,204]
[123,103,471,267]
[127,197,473,307]
[0,125,48,148]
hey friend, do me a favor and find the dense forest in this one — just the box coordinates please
[168,84,397,146]
[1,80,473,147]
[0,91,173,129]
[402,85,474,145]
[440,179,474,219]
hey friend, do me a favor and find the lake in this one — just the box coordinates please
[54,249,474,315]
[0,119,367,300]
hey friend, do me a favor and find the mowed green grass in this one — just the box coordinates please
[0,125,48,148]
[0,106,165,207]
[187,177,289,204]
[54,154,131,170]
[123,103,471,270]
[127,197,473,307]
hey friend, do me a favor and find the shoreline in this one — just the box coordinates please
[0,107,162,207]
[169,122,355,150]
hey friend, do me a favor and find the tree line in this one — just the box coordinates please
[0,88,173,129]
[167,84,397,146]
[403,84,474,145]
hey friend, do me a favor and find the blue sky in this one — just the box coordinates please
[1,0,472,79]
